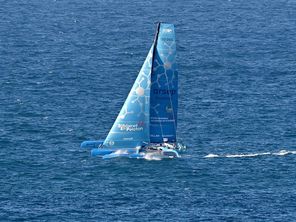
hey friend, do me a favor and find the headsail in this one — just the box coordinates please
[103,45,154,149]
[150,23,178,143]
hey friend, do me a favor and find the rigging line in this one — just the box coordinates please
[152,104,165,141]
[150,22,165,142]
[165,67,177,140]
[163,27,177,141]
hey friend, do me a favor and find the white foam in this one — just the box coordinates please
[144,153,162,161]
[205,154,219,158]
[272,150,296,156]
[114,149,129,155]
[204,150,296,158]
[226,152,271,158]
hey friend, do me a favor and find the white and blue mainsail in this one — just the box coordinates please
[103,23,178,150]
[150,23,178,143]
[103,45,154,149]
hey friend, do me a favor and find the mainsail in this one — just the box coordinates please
[103,45,154,149]
[150,23,178,143]
[103,23,178,149]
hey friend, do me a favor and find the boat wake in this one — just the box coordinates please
[205,150,296,158]
[143,153,162,161]
[114,149,129,155]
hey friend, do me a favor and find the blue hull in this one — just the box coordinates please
[91,148,138,157]
[90,147,180,159]
[91,148,113,156]
[80,140,104,149]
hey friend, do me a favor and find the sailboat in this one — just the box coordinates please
[81,23,185,159]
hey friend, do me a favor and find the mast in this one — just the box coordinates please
[151,22,161,75]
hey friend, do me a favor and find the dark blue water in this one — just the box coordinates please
[1,0,296,221]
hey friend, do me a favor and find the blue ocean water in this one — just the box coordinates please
[1,0,296,221]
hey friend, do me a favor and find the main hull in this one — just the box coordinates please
[81,140,186,159]
[89,145,180,159]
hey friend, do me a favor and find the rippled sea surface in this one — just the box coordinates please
[1,0,296,221]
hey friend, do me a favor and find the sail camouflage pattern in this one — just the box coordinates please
[150,23,178,143]
[103,45,154,149]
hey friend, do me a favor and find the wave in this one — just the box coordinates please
[205,150,296,158]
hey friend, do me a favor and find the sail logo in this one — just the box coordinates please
[153,89,176,95]
[117,123,144,132]
[108,140,114,146]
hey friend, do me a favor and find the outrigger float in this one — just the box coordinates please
[81,23,186,159]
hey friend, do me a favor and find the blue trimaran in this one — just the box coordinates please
[81,23,185,159]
